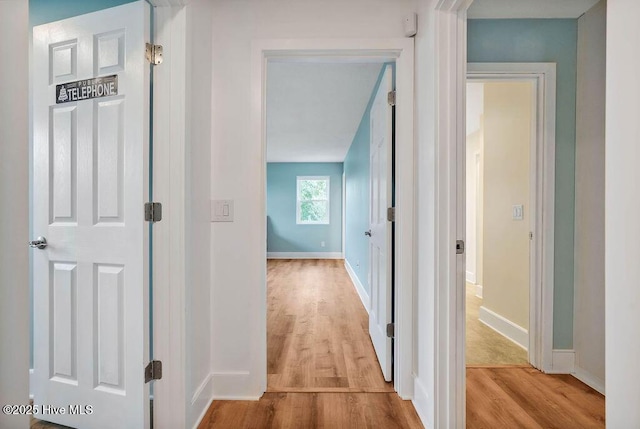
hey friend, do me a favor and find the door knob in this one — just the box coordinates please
[364,230,372,237]
[29,236,48,249]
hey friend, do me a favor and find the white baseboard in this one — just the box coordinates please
[191,373,213,406]
[412,376,432,429]
[466,270,476,284]
[191,374,214,429]
[192,395,214,429]
[475,284,483,298]
[573,366,605,395]
[345,260,370,313]
[478,306,528,350]
[546,349,575,374]
[267,252,343,259]
[211,371,261,400]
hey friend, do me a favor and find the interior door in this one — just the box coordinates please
[32,3,150,428]
[368,65,393,381]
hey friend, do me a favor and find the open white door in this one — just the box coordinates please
[32,3,150,428]
[368,65,393,381]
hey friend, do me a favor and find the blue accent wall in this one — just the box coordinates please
[344,64,389,295]
[267,163,343,253]
[468,19,577,349]
[30,0,137,27]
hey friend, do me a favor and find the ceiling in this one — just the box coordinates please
[468,0,600,19]
[266,62,383,163]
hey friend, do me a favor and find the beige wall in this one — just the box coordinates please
[482,82,532,330]
[574,0,606,391]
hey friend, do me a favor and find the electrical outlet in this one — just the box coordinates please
[321,241,325,247]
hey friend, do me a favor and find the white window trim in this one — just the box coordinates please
[296,176,330,225]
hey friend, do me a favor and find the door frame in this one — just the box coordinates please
[151,5,188,429]
[434,2,559,425]
[252,37,415,399]
[466,64,557,370]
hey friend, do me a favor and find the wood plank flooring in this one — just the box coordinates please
[267,259,393,392]
[198,392,424,429]
[467,367,605,428]
[199,259,422,429]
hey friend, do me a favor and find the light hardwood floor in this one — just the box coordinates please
[199,259,422,429]
[467,367,605,428]
[199,392,424,429]
[267,259,393,392]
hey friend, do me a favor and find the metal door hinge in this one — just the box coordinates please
[387,207,396,222]
[387,90,396,106]
[456,240,465,255]
[386,323,395,338]
[145,43,164,65]
[529,231,534,240]
[145,360,163,383]
[144,202,163,222]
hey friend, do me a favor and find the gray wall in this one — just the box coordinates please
[574,0,606,392]
[0,1,30,428]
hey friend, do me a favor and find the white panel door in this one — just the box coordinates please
[368,65,393,381]
[32,3,150,428]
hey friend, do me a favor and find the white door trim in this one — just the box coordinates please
[433,3,471,427]
[467,63,557,373]
[252,37,415,399]
[150,5,188,429]
[434,1,559,426]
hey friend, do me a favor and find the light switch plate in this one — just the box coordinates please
[211,199,234,222]
[512,204,524,221]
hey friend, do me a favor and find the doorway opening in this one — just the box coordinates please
[464,79,534,367]
[264,59,396,392]
[253,38,415,399]
[465,63,557,374]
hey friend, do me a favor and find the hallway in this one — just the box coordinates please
[198,259,423,428]
[266,259,393,392]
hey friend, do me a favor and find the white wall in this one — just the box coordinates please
[185,0,214,426]
[574,0,605,394]
[413,0,438,426]
[209,0,420,399]
[465,130,480,284]
[465,82,484,286]
[606,0,640,425]
[0,1,30,428]
[154,3,213,427]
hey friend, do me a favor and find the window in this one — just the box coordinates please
[296,176,330,224]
